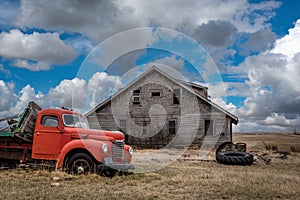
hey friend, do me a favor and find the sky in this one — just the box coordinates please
[0,0,300,132]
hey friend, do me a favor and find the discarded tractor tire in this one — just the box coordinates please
[216,151,254,166]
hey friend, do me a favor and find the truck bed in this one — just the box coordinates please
[0,102,42,144]
[0,132,33,143]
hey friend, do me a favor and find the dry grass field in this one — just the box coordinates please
[0,133,299,200]
[234,132,300,152]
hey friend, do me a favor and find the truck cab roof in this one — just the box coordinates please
[39,108,81,116]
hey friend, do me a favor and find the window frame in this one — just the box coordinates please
[41,115,59,127]
[173,88,181,105]
[151,90,161,97]
[132,89,141,104]
[141,121,147,136]
[168,120,177,135]
[62,114,90,129]
[204,119,215,136]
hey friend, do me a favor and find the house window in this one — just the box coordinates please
[141,121,147,135]
[173,88,180,104]
[132,89,140,104]
[169,120,176,135]
[119,119,126,133]
[151,91,161,97]
[205,120,214,136]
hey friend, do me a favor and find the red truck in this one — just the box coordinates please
[0,102,134,176]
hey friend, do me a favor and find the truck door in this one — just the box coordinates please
[32,114,62,160]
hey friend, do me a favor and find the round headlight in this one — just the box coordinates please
[101,144,108,153]
[129,147,134,156]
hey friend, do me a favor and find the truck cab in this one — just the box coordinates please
[0,102,134,176]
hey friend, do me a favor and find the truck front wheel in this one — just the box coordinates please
[67,153,96,175]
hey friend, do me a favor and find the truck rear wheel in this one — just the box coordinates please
[67,153,96,175]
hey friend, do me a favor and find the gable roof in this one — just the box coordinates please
[85,66,238,124]
[178,79,208,90]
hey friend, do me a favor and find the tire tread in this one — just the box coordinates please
[216,151,254,166]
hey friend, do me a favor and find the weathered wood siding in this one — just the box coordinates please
[87,70,233,148]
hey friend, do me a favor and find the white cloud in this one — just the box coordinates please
[64,36,94,55]
[0,71,124,118]
[154,55,184,70]
[10,84,43,114]
[144,55,186,80]
[233,19,300,131]
[3,0,297,132]
[16,0,139,43]
[88,72,123,108]
[212,97,237,115]
[233,120,287,133]
[239,52,300,118]
[45,72,123,112]
[13,59,51,71]
[0,64,11,77]
[16,0,280,43]
[0,80,17,112]
[122,0,280,33]
[89,28,158,69]
[11,0,281,76]
[0,29,77,70]
[0,81,47,118]
[263,113,293,126]
[48,78,88,109]
[271,19,300,58]
[206,82,249,99]
[196,18,300,132]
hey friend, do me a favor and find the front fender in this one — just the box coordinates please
[56,139,108,169]
[124,144,133,163]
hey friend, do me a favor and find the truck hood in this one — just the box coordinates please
[64,127,124,141]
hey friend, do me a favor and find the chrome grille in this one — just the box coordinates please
[112,140,124,159]
[124,153,130,163]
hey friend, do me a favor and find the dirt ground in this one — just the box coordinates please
[0,133,299,200]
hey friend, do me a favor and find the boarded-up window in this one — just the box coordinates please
[119,119,126,133]
[132,89,140,104]
[205,120,214,136]
[173,89,180,104]
[169,120,176,135]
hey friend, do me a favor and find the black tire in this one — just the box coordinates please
[216,151,254,166]
[67,153,96,175]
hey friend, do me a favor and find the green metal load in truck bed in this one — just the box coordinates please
[0,102,42,143]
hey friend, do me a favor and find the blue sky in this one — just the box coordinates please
[0,0,300,132]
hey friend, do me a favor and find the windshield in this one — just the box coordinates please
[62,114,90,129]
